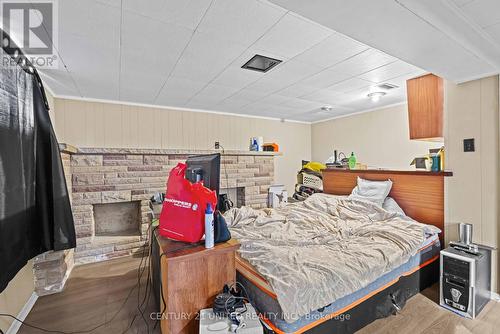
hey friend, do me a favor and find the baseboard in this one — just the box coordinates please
[6,292,38,334]
[491,291,500,302]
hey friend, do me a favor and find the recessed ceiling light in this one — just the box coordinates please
[367,91,386,102]
[321,105,333,112]
[242,54,282,73]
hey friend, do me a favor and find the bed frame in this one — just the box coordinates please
[254,169,452,334]
[270,169,450,334]
[322,169,451,247]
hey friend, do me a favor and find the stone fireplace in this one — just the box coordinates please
[33,145,279,295]
[93,201,141,236]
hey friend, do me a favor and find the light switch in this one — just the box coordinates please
[463,138,475,152]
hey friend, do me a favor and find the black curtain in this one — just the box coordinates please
[0,37,76,293]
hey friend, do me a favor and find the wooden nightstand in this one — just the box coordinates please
[152,230,240,334]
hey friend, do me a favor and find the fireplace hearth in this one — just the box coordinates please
[33,145,279,295]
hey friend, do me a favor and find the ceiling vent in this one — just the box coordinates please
[242,54,282,73]
[377,83,399,90]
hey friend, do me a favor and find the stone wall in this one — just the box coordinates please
[69,150,274,265]
[33,152,75,296]
[33,147,277,295]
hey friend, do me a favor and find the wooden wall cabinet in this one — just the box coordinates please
[406,74,444,141]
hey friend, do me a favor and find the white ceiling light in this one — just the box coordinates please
[367,91,386,102]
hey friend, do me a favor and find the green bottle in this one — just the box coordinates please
[348,152,357,169]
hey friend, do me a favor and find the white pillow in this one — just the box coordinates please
[383,197,406,216]
[348,177,393,207]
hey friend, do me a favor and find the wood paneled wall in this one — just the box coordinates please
[52,98,311,192]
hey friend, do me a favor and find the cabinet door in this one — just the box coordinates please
[407,74,443,140]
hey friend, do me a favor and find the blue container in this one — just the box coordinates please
[431,155,440,172]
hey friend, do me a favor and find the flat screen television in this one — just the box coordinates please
[185,153,220,197]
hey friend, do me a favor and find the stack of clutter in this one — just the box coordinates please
[293,161,325,201]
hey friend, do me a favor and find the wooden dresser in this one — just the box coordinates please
[153,231,240,334]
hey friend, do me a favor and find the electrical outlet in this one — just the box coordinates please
[214,141,220,149]
[463,138,475,152]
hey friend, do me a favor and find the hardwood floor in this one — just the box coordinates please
[358,285,500,334]
[19,254,160,334]
[17,255,500,334]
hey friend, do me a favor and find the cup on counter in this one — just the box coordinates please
[424,158,433,171]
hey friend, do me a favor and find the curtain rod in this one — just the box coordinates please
[1,28,51,111]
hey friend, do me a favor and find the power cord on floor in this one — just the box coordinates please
[0,215,157,334]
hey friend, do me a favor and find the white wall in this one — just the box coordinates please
[52,98,311,193]
[0,260,34,331]
[444,75,499,291]
[312,104,442,168]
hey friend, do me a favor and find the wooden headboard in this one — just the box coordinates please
[322,169,452,246]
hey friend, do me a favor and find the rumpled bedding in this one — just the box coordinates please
[225,193,440,322]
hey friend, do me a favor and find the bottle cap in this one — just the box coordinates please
[206,203,213,214]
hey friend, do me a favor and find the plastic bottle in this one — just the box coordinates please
[439,147,445,171]
[205,203,214,249]
[348,152,357,170]
[250,138,258,151]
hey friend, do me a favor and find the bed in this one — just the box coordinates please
[226,169,450,334]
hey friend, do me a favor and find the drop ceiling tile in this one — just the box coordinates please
[281,98,321,110]
[59,0,120,40]
[270,0,495,82]
[245,59,322,93]
[244,102,299,117]
[485,22,500,44]
[253,12,333,58]
[299,68,352,90]
[156,77,208,106]
[123,0,212,30]
[357,61,420,83]
[57,1,121,99]
[184,100,217,110]
[293,33,369,69]
[258,94,290,106]
[275,83,318,98]
[451,0,476,8]
[189,83,240,105]
[120,12,193,102]
[214,97,253,111]
[38,70,80,96]
[170,31,248,83]
[59,32,120,99]
[327,78,373,93]
[119,70,165,104]
[212,65,264,90]
[301,89,346,105]
[94,0,121,8]
[229,89,269,103]
[329,49,397,77]
[197,0,285,45]
[460,0,500,28]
